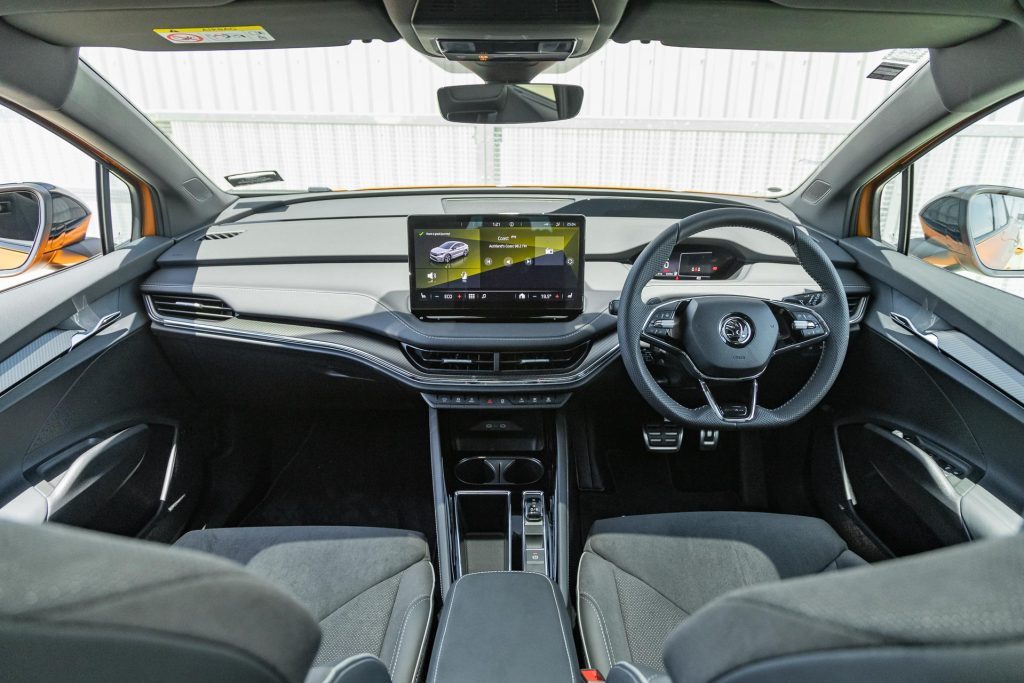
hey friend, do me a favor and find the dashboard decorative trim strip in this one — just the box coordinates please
[144,296,620,391]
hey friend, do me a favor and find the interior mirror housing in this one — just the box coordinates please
[437,83,584,124]
[0,183,91,278]
[914,185,1024,277]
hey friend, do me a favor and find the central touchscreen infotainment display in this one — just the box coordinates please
[409,214,584,318]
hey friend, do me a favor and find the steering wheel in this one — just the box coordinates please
[618,207,849,429]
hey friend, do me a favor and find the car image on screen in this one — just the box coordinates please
[429,240,469,263]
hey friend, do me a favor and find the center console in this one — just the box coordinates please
[426,571,581,682]
[426,399,578,679]
[431,409,568,591]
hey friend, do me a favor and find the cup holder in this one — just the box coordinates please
[502,458,544,485]
[454,457,498,485]
[455,457,544,486]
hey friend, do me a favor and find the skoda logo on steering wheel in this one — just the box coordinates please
[719,315,753,347]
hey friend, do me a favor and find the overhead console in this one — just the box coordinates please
[382,0,629,81]
[409,214,584,320]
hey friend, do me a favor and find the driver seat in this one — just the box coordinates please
[578,511,1024,681]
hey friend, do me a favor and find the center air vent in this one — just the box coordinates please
[197,230,243,241]
[404,344,589,374]
[149,294,235,321]
[405,348,496,373]
[498,346,588,372]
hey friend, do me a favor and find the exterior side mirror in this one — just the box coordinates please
[0,183,91,279]
[915,185,1024,277]
[437,83,584,124]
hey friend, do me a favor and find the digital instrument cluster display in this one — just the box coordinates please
[409,214,584,318]
[653,246,738,280]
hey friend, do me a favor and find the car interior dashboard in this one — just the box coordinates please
[141,191,870,406]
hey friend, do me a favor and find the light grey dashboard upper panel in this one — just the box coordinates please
[142,262,622,350]
[157,215,849,267]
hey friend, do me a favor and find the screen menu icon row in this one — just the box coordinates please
[417,290,577,303]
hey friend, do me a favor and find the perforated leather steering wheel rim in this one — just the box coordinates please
[617,207,849,429]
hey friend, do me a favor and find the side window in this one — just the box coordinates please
[108,171,136,247]
[0,105,138,291]
[876,172,904,248]
[880,96,1024,298]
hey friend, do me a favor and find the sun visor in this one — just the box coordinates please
[3,0,400,51]
[0,21,79,110]
[612,0,1002,52]
[930,22,1024,113]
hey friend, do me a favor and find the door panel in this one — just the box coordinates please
[0,239,198,540]
[816,239,1024,555]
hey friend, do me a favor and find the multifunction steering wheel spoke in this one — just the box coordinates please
[766,299,831,355]
[640,299,687,354]
[699,378,758,422]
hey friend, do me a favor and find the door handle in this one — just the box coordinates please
[69,311,121,350]
[890,312,939,348]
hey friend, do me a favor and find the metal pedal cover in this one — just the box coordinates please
[643,423,684,452]
[699,429,719,450]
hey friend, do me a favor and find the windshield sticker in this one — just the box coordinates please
[153,26,275,45]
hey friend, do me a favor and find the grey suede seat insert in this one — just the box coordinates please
[0,521,433,683]
[176,525,434,683]
[577,511,865,674]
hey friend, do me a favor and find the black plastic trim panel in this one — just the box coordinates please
[148,315,621,393]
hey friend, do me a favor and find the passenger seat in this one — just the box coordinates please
[0,521,434,683]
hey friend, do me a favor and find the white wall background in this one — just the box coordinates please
[3,40,1023,294]
[77,40,926,194]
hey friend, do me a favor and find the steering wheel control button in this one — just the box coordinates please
[719,314,754,347]
[721,403,749,419]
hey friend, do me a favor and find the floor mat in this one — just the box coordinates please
[577,433,746,540]
[573,404,749,575]
[238,410,436,560]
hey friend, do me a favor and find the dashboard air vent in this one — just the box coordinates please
[404,344,590,374]
[405,347,496,373]
[497,345,588,372]
[197,230,243,241]
[783,292,868,324]
[149,294,235,321]
[847,295,868,323]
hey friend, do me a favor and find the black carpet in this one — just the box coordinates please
[576,430,747,540]
[237,410,436,561]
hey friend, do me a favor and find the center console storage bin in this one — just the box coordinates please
[427,571,581,682]
[453,491,511,575]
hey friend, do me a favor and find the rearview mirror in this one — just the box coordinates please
[0,183,92,278]
[914,186,1024,277]
[437,83,584,124]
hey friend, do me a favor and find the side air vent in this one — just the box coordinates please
[405,347,496,373]
[782,292,868,325]
[847,295,868,323]
[497,345,589,372]
[149,294,235,321]
[197,230,244,241]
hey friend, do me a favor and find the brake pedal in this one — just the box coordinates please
[699,429,720,451]
[643,422,684,452]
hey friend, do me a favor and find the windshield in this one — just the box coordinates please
[82,42,927,196]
